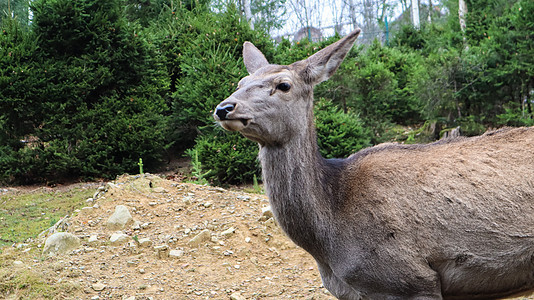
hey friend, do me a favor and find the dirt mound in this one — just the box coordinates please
[3,174,334,299]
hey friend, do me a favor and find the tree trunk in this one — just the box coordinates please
[411,0,420,28]
[243,0,254,29]
[459,0,467,32]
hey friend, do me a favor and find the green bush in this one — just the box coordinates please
[192,129,260,185]
[153,4,275,149]
[315,98,372,159]
[0,0,169,184]
[316,41,425,143]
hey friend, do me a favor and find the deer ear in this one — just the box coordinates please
[243,42,269,74]
[295,28,361,85]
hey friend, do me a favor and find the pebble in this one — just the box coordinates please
[154,244,169,258]
[88,235,98,244]
[230,292,246,300]
[92,282,106,291]
[110,232,130,245]
[13,260,24,267]
[261,205,274,219]
[221,227,236,237]
[138,238,153,247]
[187,229,211,247]
[169,249,184,258]
[106,205,133,230]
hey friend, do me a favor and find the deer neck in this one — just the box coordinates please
[258,115,342,258]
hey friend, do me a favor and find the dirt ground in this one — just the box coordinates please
[2,174,334,299]
[2,174,534,300]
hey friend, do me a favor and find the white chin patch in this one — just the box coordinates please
[220,120,246,132]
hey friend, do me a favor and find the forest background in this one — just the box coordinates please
[1,0,533,185]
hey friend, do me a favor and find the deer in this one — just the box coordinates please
[213,29,534,299]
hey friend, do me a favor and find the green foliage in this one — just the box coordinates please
[185,147,212,185]
[152,3,274,149]
[314,98,372,159]
[2,0,534,185]
[316,41,425,143]
[497,102,534,127]
[0,0,169,184]
[192,129,260,185]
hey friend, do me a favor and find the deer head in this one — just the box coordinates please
[214,29,361,147]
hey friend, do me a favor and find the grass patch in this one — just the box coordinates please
[0,263,81,299]
[0,186,95,248]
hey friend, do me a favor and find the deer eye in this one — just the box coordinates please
[276,82,291,92]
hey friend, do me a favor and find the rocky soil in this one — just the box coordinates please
[3,174,335,299]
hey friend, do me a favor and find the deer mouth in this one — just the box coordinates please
[219,118,250,131]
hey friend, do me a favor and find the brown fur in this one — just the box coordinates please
[214,30,534,300]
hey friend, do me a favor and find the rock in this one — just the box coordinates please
[13,260,24,267]
[138,238,153,248]
[88,235,99,244]
[230,292,246,300]
[261,205,274,219]
[123,297,136,300]
[92,282,106,291]
[187,229,211,247]
[110,232,130,245]
[264,217,278,229]
[106,182,119,190]
[43,232,81,256]
[153,187,167,193]
[154,244,169,258]
[131,220,142,230]
[221,227,236,237]
[169,249,184,258]
[106,205,133,230]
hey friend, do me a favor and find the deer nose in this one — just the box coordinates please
[215,103,235,120]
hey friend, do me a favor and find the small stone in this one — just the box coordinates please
[230,292,246,300]
[264,217,277,229]
[245,237,251,243]
[13,260,23,267]
[139,268,146,274]
[203,202,212,208]
[106,182,119,190]
[237,195,251,201]
[138,238,153,247]
[88,235,98,244]
[148,202,157,206]
[132,220,142,230]
[110,232,130,245]
[42,232,81,257]
[169,249,184,258]
[86,198,94,203]
[123,296,136,300]
[221,227,235,237]
[153,187,167,193]
[187,229,211,247]
[106,205,133,230]
[92,282,106,291]
[154,244,169,258]
[261,205,274,219]
[127,260,139,267]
